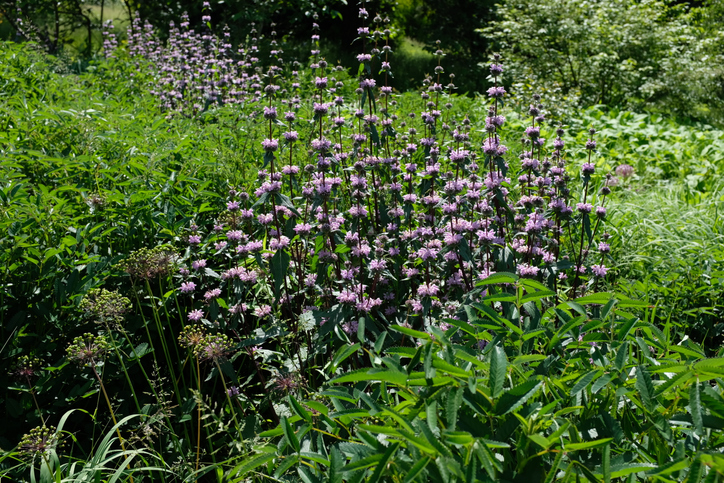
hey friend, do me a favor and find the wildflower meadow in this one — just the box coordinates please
[2,1,724,482]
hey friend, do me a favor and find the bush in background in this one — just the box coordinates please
[482,0,724,124]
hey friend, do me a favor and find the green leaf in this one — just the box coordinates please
[446,387,464,430]
[329,446,343,483]
[602,443,611,483]
[403,456,430,483]
[298,466,322,483]
[615,342,629,372]
[331,368,408,386]
[443,431,474,445]
[342,453,384,472]
[636,365,655,412]
[489,345,507,398]
[571,370,603,396]
[270,249,290,301]
[543,450,564,483]
[329,343,361,373]
[476,271,518,285]
[574,293,612,305]
[606,463,656,478]
[496,380,543,415]
[229,453,276,481]
[289,395,312,423]
[565,438,613,451]
[388,324,430,340]
[274,454,299,478]
[281,416,300,453]
[374,331,387,354]
[357,316,366,344]
[368,442,399,483]
[690,381,704,436]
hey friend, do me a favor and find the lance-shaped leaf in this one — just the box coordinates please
[496,379,543,415]
[488,345,508,398]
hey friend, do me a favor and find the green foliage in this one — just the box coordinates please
[2,17,724,480]
[482,0,724,124]
[244,286,724,482]
[610,185,724,354]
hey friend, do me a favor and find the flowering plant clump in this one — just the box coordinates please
[13,4,724,482]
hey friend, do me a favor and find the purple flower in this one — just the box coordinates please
[263,106,277,120]
[180,281,196,294]
[337,290,357,304]
[262,138,278,152]
[269,236,290,250]
[188,235,201,245]
[591,264,608,277]
[342,320,359,335]
[204,288,221,301]
[517,263,539,277]
[582,162,595,176]
[315,77,328,89]
[369,259,387,272]
[576,203,593,214]
[616,164,634,179]
[192,259,207,270]
[598,242,611,254]
[188,309,204,322]
[254,305,272,318]
[486,86,506,98]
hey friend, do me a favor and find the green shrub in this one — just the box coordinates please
[481,0,724,124]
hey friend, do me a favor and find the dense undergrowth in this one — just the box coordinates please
[1,15,724,482]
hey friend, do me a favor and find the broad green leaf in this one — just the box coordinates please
[605,463,657,478]
[229,453,276,481]
[489,345,507,398]
[571,370,603,396]
[368,443,399,483]
[330,368,408,386]
[528,434,551,449]
[446,387,464,430]
[274,454,299,478]
[281,416,300,453]
[443,430,474,445]
[565,438,613,451]
[476,272,518,285]
[602,443,611,483]
[403,456,430,483]
[289,395,312,423]
[574,293,613,305]
[329,343,361,373]
[636,365,655,412]
[388,324,430,340]
[496,380,543,415]
[328,446,343,483]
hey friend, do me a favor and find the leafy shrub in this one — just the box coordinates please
[482,0,724,124]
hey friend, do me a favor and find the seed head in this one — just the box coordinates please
[79,288,131,328]
[19,426,60,458]
[67,333,110,366]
